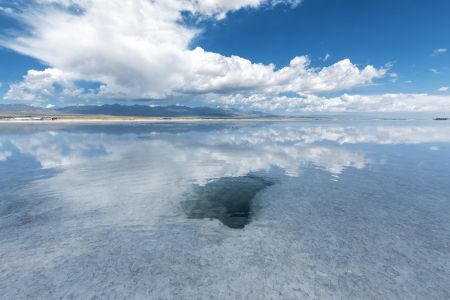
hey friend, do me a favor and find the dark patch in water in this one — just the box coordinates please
[183,176,273,229]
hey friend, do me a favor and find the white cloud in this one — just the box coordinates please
[433,48,447,56]
[208,93,450,113]
[430,68,441,75]
[323,53,330,61]
[1,0,385,105]
[186,48,385,94]
[0,6,14,14]
[389,73,398,83]
[437,86,449,92]
[4,68,83,103]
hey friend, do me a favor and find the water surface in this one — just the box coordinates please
[0,121,449,299]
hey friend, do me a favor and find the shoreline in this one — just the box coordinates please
[0,115,441,124]
[0,116,342,124]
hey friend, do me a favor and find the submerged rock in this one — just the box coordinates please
[183,176,273,229]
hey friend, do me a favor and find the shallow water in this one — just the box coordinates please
[184,175,273,229]
[0,121,449,299]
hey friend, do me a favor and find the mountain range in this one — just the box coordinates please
[0,104,268,118]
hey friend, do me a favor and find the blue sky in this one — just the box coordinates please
[197,0,450,93]
[0,0,449,113]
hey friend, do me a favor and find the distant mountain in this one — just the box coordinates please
[0,104,59,115]
[56,104,240,117]
[0,104,267,118]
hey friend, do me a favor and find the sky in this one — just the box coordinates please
[0,0,449,114]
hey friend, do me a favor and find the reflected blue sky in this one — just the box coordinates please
[1,121,450,298]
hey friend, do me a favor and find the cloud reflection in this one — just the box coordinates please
[1,122,450,299]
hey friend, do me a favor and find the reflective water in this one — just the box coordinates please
[0,121,449,299]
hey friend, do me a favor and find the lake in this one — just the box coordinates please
[1,121,449,299]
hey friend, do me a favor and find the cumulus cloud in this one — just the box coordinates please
[1,0,385,105]
[186,48,385,94]
[4,68,83,103]
[437,86,449,92]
